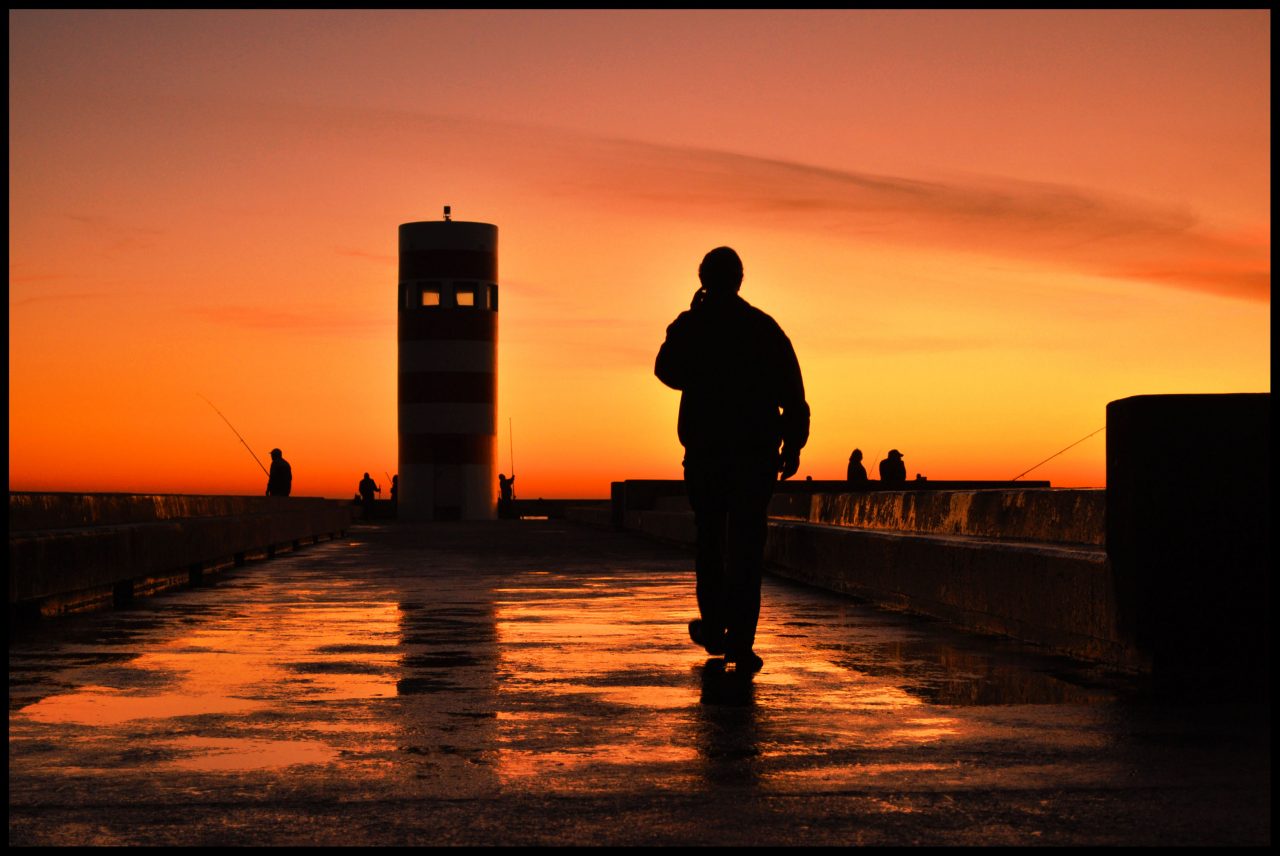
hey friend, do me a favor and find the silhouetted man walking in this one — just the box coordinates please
[266,448,292,497]
[655,246,810,672]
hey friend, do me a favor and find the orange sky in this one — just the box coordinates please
[8,10,1271,498]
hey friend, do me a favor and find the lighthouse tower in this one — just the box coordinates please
[397,208,498,520]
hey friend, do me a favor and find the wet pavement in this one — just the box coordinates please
[8,520,1270,846]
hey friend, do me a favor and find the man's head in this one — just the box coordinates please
[888,449,903,459]
[364,472,370,478]
[850,449,862,461]
[698,247,743,295]
[270,448,282,460]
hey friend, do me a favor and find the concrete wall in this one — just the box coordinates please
[771,489,1104,546]
[609,394,1269,690]
[9,493,355,618]
[613,486,1122,667]
[764,522,1123,666]
[1106,393,1270,694]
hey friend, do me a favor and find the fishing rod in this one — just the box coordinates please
[508,417,516,499]
[197,393,270,477]
[1010,426,1104,481]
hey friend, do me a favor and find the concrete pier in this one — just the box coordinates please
[8,520,1270,847]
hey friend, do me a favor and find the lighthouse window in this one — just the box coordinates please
[455,284,476,307]
[420,284,441,306]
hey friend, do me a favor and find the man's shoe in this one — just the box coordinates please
[688,619,726,656]
[726,650,764,673]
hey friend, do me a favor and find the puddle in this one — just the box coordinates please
[18,688,263,726]
[164,736,339,771]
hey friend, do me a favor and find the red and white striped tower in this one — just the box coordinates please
[397,207,498,520]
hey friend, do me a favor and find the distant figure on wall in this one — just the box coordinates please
[846,449,869,486]
[498,473,516,502]
[389,475,399,516]
[358,472,380,520]
[266,448,292,497]
[655,246,810,674]
[879,449,906,485]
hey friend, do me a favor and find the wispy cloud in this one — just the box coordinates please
[569,137,1269,302]
[47,211,170,261]
[335,247,395,264]
[170,99,1271,303]
[191,305,390,335]
[9,291,112,309]
[807,333,1000,355]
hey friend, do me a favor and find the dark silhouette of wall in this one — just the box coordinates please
[1107,393,1269,697]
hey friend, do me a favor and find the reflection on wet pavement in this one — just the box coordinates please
[11,575,405,776]
[12,529,1123,790]
[488,565,1121,794]
[8,520,1269,847]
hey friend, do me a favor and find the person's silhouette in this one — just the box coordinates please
[846,449,868,486]
[389,474,399,516]
[266,448,292,497]
[878,449,906,485]
[358,472,379,520]
[498,473,515,501]
[656,246,810,673]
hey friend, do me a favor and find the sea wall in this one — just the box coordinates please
[600,485,1122,667]
[599,392,1270,690]
[9,493,355,618]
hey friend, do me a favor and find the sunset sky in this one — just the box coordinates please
[9,10,1270,499]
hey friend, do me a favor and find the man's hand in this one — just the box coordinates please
[779,447,800,481]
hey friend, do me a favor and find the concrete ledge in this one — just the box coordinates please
[615,505,1132,669]
[623,510,699,546]
[9,492,324,530]
[502,498,610,520]
[9,493,355,617]
[764,521,1131,669]
[563,506,614,528]
[770,489,1105,546]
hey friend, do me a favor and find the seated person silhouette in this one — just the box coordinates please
[847,449,869,486]
[878,449,907,485]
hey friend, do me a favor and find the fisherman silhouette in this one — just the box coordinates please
[358,472,380,520]
[266,448,292,497]
[655,246,810,673]
[389,474,399,516]
[879,449,906,485]
[498,473,516,501]
[847,449,869,486]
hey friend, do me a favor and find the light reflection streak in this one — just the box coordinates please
[492,569,966,791]
[20,687,262,727]
[164,736,339,771]
[12,597,403,773]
